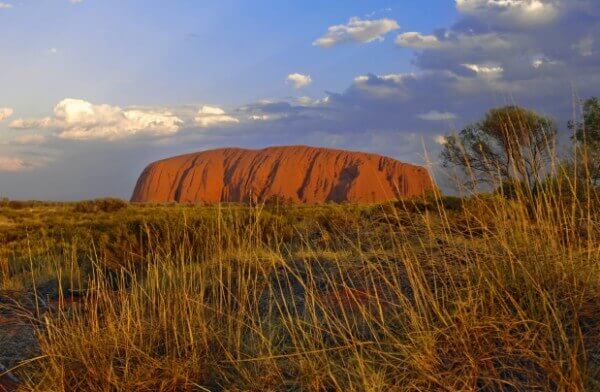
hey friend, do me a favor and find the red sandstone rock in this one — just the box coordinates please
[131,146,434,204]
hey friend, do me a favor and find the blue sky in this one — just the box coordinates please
[1,0,455,107]
[1,0,599,199]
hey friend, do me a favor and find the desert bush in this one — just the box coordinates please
[441,105,558,189]
[73,198,129,213]
[570,97,600,186]
[1,200,37,209]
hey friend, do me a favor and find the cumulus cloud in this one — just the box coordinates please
[396,31,510,51]
[434,135,448,145]
[313,17,399,47]
[0,107,13,121]
[0,154,51,172]
[455,0,560,26]
[532,59,544,68]
[10,99,182,140]
[249,114,273,121]
[391,0,600,98]
[0,157,27,172]
[267,0,598,154]
[194,106,239,128]
[0,155,50,171]
[351,73,415,98]
[573,36,594,57]
[0,3,12,9]
[354,73,415,86]
[395,32,442,49]
[9,117,53,130]
[10,134,46,145]
[418,111,458,121]
[238,97,327,122]
[531,55,557,68]
[286,73,312,89]
[462,63,504,75]
[297,96,315,106]
[294,96,330,106]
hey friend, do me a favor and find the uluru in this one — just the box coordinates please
[131,146,434,204]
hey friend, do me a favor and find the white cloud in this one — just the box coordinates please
[9,117,53,130]
[0,155,50,171]
[354,73,413,85]
[379,73,413,83]
[286,73,312,89]
[352,73,415,98]
[532,59,544,68]
[0,157,33,172]
[246,111,284,122]
[313,17,399,47]
[194,105,239,128]
[296,96,330,106]
[10,99,182,140]
[354,75,370,84]
[573,36,594,57]
[11,134,46,145]
[455,0,559,26]
[198,105,227,116]
[395,32,441,49]
[463,63,504,75]
[396,31,510,51]
[0,107,13,121]
[531,55,557,68]
[433,135,448,145]
[249,114,272,121]
[297,96,314,106]
[69,0,83,4]
[418,110,458,121]
[0,3,12,9]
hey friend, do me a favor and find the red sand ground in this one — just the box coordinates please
[131,145,434,203]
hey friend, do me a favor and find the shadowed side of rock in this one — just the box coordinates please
[131,145,434,204]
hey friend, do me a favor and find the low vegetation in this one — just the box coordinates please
[0,182,597,391]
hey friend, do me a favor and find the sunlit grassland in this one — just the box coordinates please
[0,184,599,391]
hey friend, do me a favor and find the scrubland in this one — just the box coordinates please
[0,180,599,391]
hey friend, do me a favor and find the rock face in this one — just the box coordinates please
[131,146,434,204]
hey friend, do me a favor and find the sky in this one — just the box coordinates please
[0,0,599,200]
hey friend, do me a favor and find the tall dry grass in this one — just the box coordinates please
[16,170,597,391]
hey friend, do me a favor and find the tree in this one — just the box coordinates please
[440,106,557,188]
[569,97,600,186]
